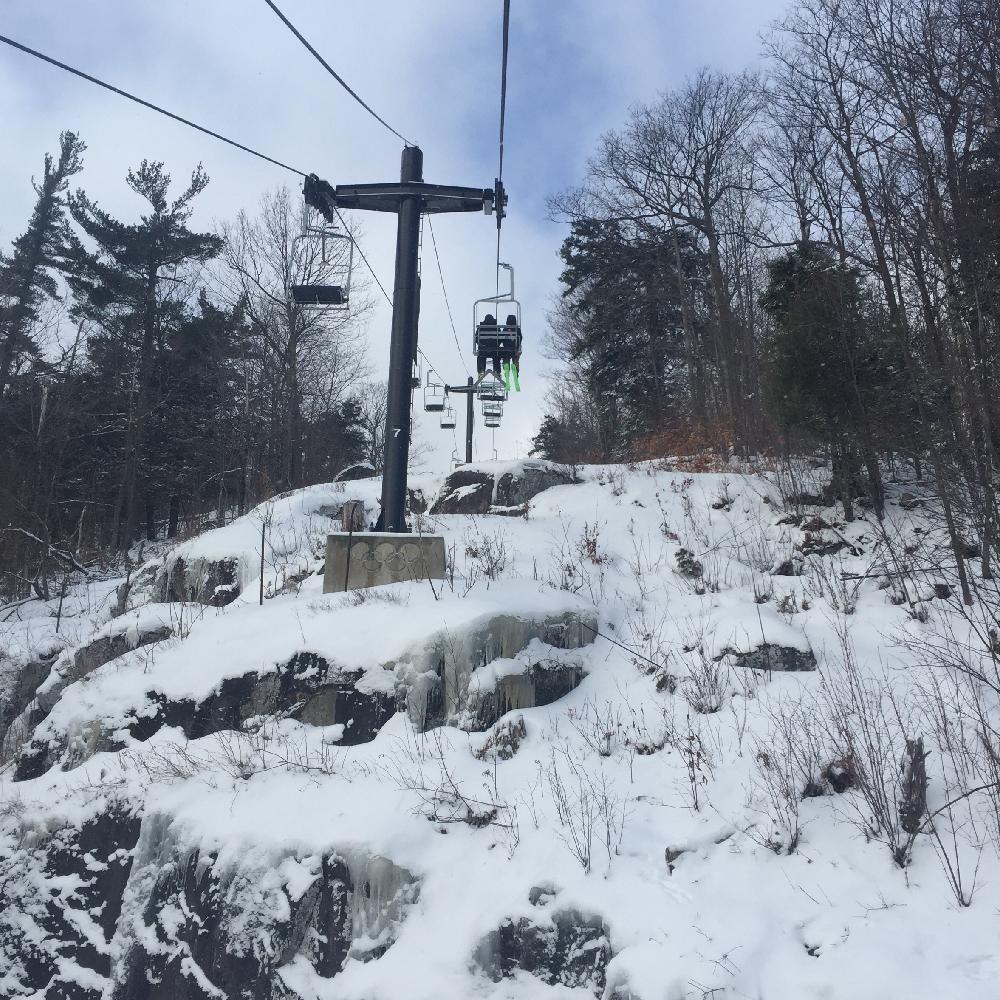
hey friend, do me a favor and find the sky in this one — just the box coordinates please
[0,0,789,471]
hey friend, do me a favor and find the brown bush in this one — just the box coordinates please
[632,419,735,472]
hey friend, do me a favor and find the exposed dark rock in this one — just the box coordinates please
[4,620,173,770]
[429,462,576,515]
[474,908,612,996]
[0,651,57,757]
[113,839,417,999]
[14,652,397,781]
[528,884,558,907]
[429,469,494,515]
[898,492,923,510]
[723,643,817,673]
[0,803,141,999]
[933,582,952,600]
[408,612,596,732]
[468,658,585,731]
[664,845,687,873]
[494,465,575,507]
[772,556,803,577]
[784,492,826,508]
[156,555,241,606]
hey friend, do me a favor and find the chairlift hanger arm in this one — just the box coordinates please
[304,174,499,219]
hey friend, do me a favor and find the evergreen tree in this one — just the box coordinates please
[0,131,85,398]
[760,241,908,515]
[65,161,222,548]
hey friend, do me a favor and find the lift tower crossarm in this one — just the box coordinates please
[304,149,503,533]
[304,176,497,219]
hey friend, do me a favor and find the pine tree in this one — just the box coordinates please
[0,131,85,398]
[65,160,222,548]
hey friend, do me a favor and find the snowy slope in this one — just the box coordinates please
[1,460,998,999]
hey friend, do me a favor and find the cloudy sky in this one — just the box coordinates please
[0,0,788,469]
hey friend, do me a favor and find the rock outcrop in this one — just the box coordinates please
[155,555,241,606]
[474,906,613,996]
[15,652,396,781]
[430,461,576,515]
[0,802,141,998]
[112,832,417,999]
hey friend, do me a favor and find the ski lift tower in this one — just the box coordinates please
[305,147,505,591]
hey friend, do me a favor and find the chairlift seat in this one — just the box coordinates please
[478,376,508,402]
[424,373,446,412]
[292,283,346,306]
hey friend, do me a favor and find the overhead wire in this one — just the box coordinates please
[0,33,307,177]
[426,217,470,377]
[262,0,414,146]
[495,0,511,292]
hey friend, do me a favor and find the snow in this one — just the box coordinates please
[3,460,1000,999]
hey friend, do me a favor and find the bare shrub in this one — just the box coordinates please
[815,623,924,867]
[804,555,863,614]
[567,699,624,757]
[462,526,510,589]
[384,729,518,849]
[546,747,627,874]
[682,651,729,715]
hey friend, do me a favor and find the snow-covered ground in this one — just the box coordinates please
[2,460,999,999]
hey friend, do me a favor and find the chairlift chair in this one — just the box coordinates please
[484,410,502,429]
[440,402,457,429]
[411,359,421,389]
[482,398,503,424]
[474,262,522,371]
[290,225,354,310]
[478,374,508,402]
[424,371,445,412]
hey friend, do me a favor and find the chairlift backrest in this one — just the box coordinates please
[424,371,445,412]
[478,375,507,402]
[290,224,354,311]
[473,264,522,359]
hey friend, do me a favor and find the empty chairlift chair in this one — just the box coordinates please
[478,373,507,402]
[290,225,355,309]
[440,402,457,429]
[482,398,503,428]
[424,372,445,412]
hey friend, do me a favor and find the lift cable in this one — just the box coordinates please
[333,206,392,307]
[494,0,511,290]
[0,33,307,177]
[262,0,414,146]
[426,217,470,377]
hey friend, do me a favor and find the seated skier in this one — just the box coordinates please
[476,313,502,378]
[501,313,522,392]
